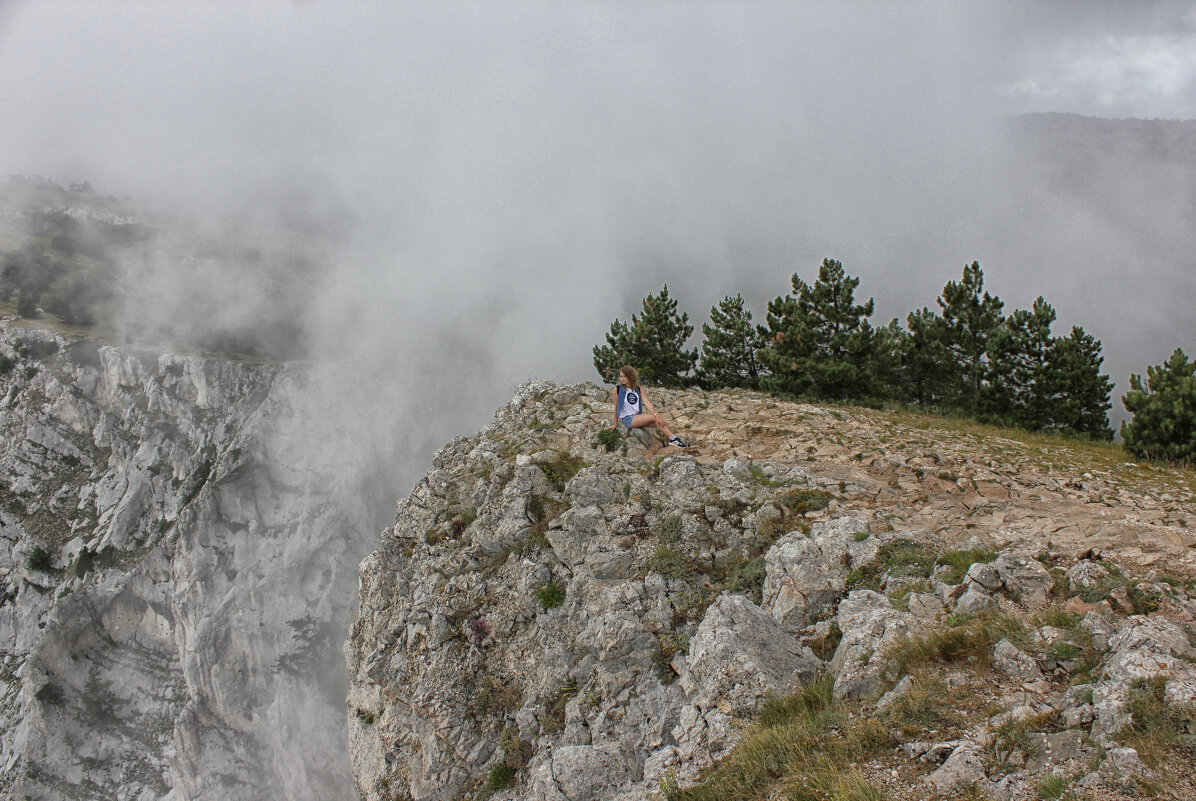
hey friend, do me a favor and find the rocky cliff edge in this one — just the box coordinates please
[347,380,1196,801]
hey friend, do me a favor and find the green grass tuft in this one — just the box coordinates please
[536,580,566,610]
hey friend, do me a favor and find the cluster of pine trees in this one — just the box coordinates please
[593,259,1192,459]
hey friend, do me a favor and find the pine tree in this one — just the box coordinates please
[871,318,911,402]
[936,262,1005,414]
[757,259,877,400]
[1121,348,1196,463]
[981,297,1056,429]
[696,294,763,390]
[592,285,697,387]
[1042,326,1113,439]
[904,306,955,407]
[756,281,808,394]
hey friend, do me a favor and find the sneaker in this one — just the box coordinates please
[667,436,688,449]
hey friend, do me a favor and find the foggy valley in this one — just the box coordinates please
[0,2,1193,800]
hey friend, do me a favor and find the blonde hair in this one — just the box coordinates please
[619,365,640,390]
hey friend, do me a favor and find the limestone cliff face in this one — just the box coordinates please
[347,380,1196,801]
[0,321,379,801]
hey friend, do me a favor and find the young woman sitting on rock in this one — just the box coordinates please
[607,365,687,449]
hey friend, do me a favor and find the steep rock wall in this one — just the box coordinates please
[0,321,381,801]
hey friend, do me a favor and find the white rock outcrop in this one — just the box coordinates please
[0,323,384,800]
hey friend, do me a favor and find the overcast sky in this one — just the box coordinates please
[0,1,1193,439]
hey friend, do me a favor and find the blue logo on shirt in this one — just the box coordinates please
[627,392,638,405]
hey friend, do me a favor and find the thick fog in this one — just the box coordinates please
[2,2,1194,453]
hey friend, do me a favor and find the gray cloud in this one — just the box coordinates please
[0,0,1192,441]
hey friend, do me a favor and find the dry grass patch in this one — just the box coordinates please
[668,674,891,801]
[884,611,1026,679]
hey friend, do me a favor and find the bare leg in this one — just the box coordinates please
[630,412,675,439]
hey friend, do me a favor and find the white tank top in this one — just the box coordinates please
[617,386,643,419]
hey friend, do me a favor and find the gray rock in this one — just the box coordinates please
[955,586,998,614]
[1080,610,1116,652]
[993,639,1044,681]
[923,742,986,791]
[985,772,1031,801]
[900,739,962,763]
[1060,704,1095,729]
[993,552,1053,607]
[830,590,921,700]
[876,675,913,712]
[906,592,945,621]
[0,327,380,801]
[683,593,821,710]
[963,561,1001,593]
[527,742,638,801]
[1066,559,1110,589]
[1092,615,1196,736]
[1025,730,1086,770]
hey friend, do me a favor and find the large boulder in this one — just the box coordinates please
[830,590,921,700]
[992,552,1053,608]
[1092,615,1196,736]
[761,517,872,633]
[681,593,821,710]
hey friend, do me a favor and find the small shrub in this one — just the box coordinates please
[477,677,523,716]
[751,516,785,552]
[1119,675,1196,766]
[0,354,14,374]
[536,580,566,610]
[669,674,890,801]
[1035,607,1081,630]
[845,562,884,592]
[885,612,1026,678]
[69,549,95,579]
[499,726,534,772]
[355,708,375,725]
[23,340,59,359]
[778,488,833,515]
[670,584,712,624]
[1036,773,1067,799]
[1048,641,1080,660]
[467,616,489,645]
[646,547,696,581]
[27,545,54,572]
[881,674,957,737]
[658,514,683,545]
[937,548,997,585]
[726,556,767,605]
[1126,582,1162,615]
[877,539,937,578]
[654,634,689,685]
[596,428,622,452]
[488,763,515,790]
[853,530,870,542]
[540,682,577,734]
[538,450,588,492]
[659,768,682,801]
[758,673,836,727]
[807,621,842,661]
